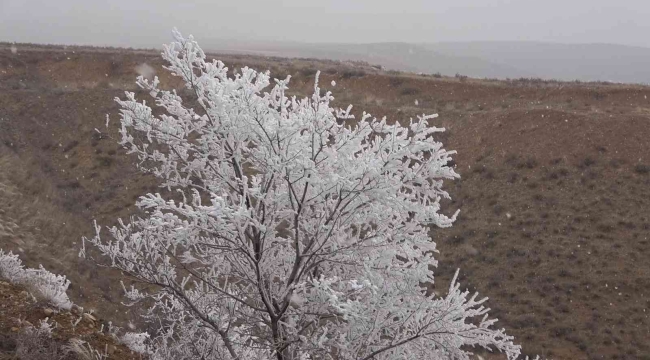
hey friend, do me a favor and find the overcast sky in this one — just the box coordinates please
[2,0,650,48]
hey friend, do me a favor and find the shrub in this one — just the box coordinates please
[455,73,468,81]
[299,67,318,77]
[15,320,108,360]
[634,164,650,175]
[14,320,68,360]
[388,76,404,87]
[119,332,151,354]
[341,69,366,79]
[0,250,72,310]
[580,156,596,168]
[83,29,529,360]
[399,87,420,96]
[64,338,110,360]
[0,249,24,282]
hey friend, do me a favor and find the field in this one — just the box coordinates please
[0,43,649,359]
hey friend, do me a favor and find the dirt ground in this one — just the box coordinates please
[0,280,138,359]
[0,43,649,360]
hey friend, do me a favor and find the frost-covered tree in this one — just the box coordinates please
[83,30,524,360]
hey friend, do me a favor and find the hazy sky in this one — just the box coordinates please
[2,0,650,47]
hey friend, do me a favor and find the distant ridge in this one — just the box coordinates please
[202,38,650,84]
[425,41,650,83]
[202,39,533,79]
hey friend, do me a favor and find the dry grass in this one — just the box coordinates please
[0,281,136,359]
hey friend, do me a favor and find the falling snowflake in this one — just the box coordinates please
[331,80,336,87]
[135,63,156,80]
[10,45,17,54]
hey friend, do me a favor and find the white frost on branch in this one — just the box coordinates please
[120,332,152,354]
[84,29,528,359]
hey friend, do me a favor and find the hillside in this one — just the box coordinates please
[1,43,649,359]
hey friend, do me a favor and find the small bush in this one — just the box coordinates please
[432,72,442,78]
[62,140,79,153]
[0,250,72,310]
[14,321,64,360]
[590,91,607,100]
[0,250,25,282]
[97,156,114,167]
[341,69,366,79]
[64,338,110,360]
[388,76,404,87]
[108,60,121,75]
[0,333,17,353]
[580,156,596,168]
[525,157,538,169]
[399,87,420,96]
[634,164,650,175]
[11,321,108,360]
[299,67,318,77]
[506,154,538,169]
[119,332,151,354]
[267,66,288,80]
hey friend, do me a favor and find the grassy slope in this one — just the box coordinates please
[0,43,649,359]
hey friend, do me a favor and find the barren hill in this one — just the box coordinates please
[1,43,649,359]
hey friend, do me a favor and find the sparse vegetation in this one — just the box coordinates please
[0,255,136,359]
[634,163,650,174]
[299,66,318,77]
[399,86,420,95]
[388,76,404,87]
[340,68,366,79]
[1,39,650,359]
